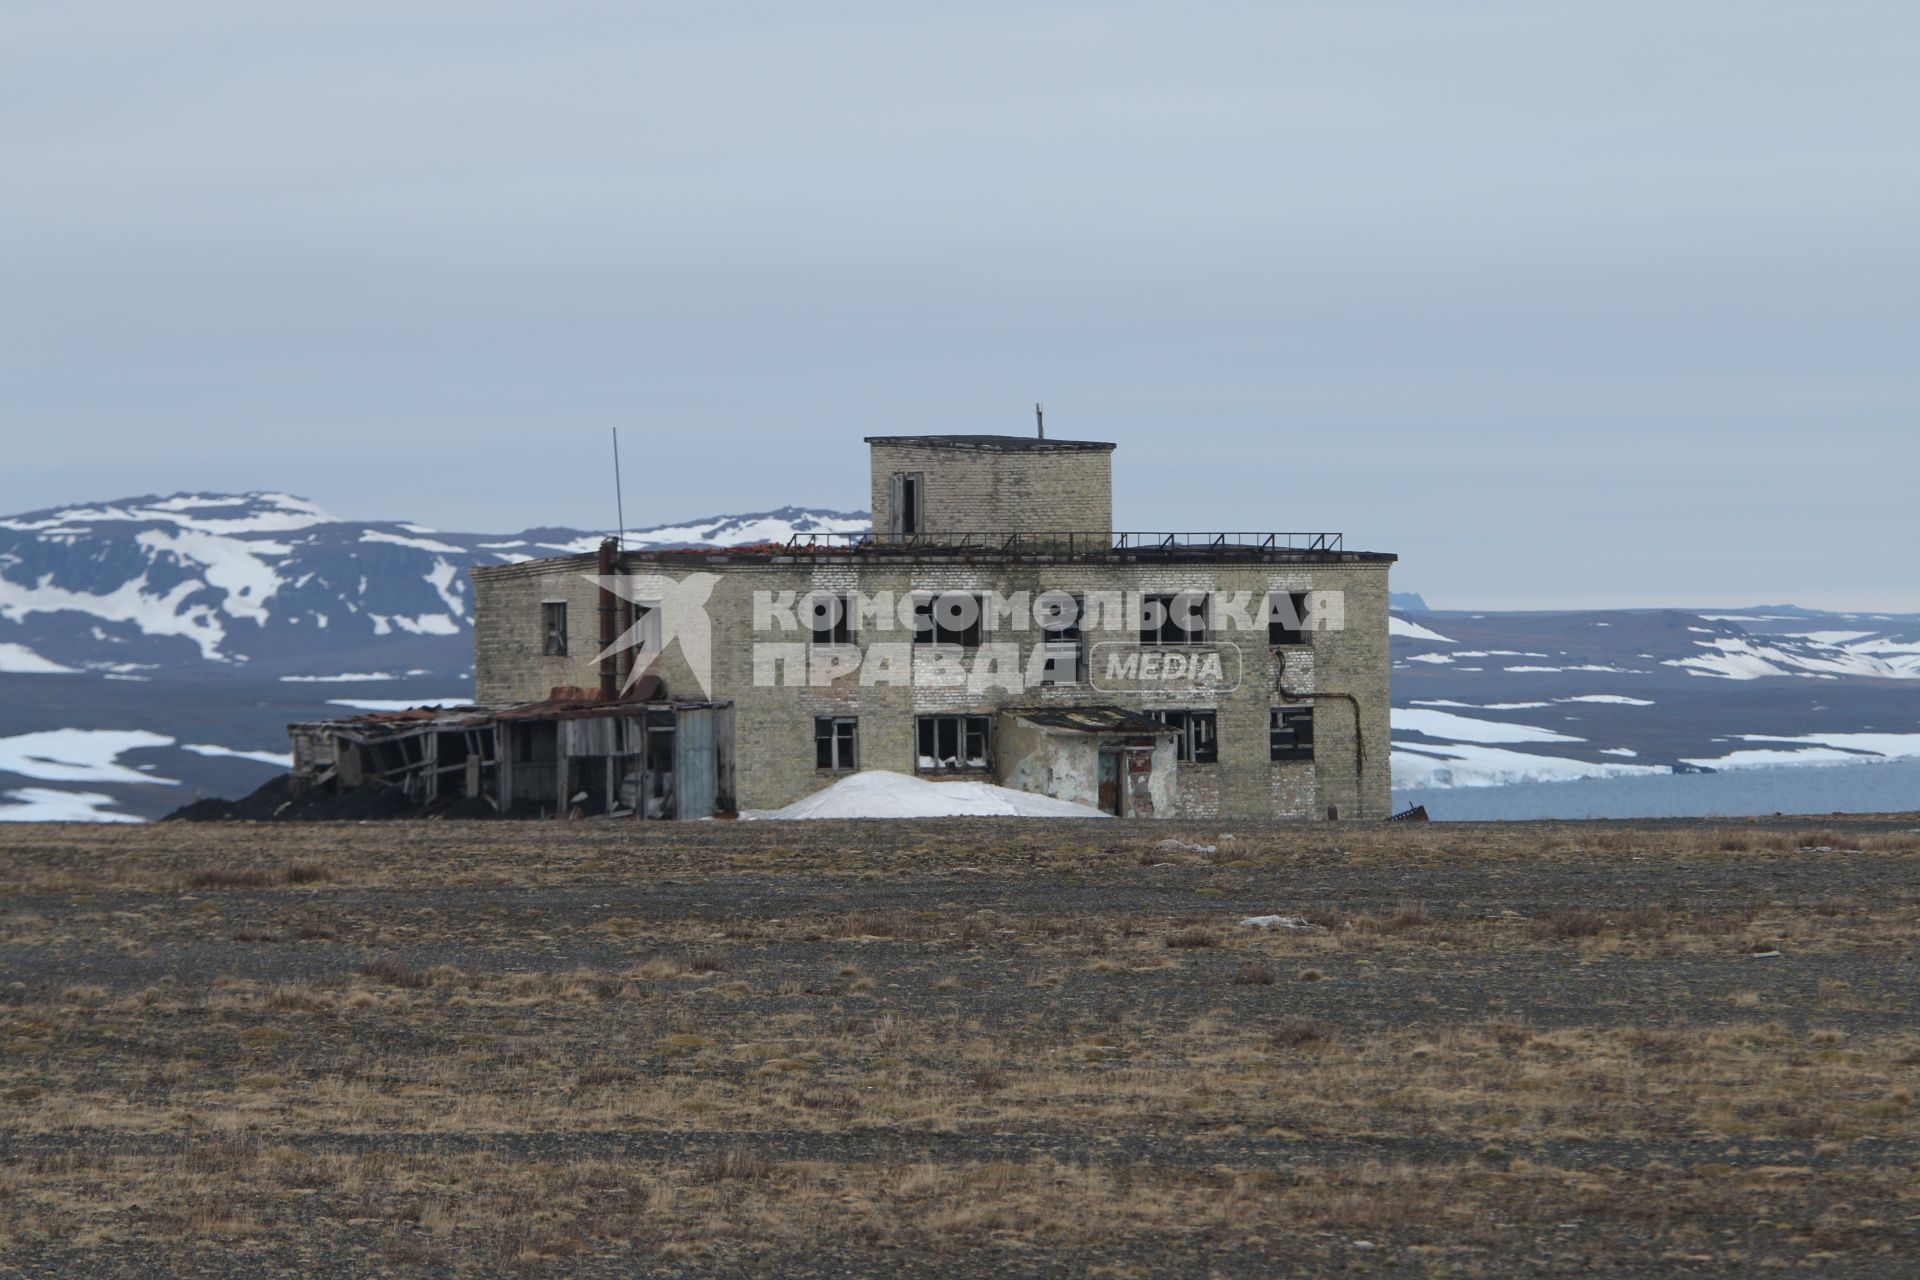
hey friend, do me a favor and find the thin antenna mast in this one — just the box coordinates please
[611,427,627,548]
[1035,402,1044,439]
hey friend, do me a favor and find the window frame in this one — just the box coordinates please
[1268,591,1312,647]
[542,601,569,656]
[1037,589,1085,685]
[1151,708,1218,764]
[1270,707,1315,761]
[814,716,859,771]
[892,471,925,536]
[1140,591,1211,646]
[911,591,986,648]
[806,592,854,647]
[915,713,993,772]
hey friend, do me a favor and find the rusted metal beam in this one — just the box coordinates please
[597,538,618,701]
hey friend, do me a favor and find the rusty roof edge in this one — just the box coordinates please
[1005,705,1183,735]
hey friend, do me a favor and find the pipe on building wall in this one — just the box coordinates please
[596,538,618,700]
[618,589,635,692]
[1274,648,1365,811]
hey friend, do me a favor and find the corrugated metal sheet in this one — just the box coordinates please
[675,707,717,819]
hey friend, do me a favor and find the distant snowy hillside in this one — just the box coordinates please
[0,492,869,821]
[0,493,869,678]
[1389,607,1920,789]
[4,492,1916,822]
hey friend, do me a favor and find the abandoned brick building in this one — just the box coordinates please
[461,432,1397,820]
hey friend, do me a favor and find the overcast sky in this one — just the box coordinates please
[4,2,1915,609]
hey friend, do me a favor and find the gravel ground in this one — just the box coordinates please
[3,815,1918,1276]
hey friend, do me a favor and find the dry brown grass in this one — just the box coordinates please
[185,860,332,889]
[4,817,1919,1274]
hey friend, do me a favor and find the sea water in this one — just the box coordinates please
[1394,759,1920,821]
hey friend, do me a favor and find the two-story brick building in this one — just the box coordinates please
[466,432,1396,820]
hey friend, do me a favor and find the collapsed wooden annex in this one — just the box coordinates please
[288,686,735,819]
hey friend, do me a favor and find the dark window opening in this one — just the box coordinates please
[807,593,853,646]
[912,592,985,647]
[894,472,923,536]
[1038,590,1084,684]
[916,714,992,770]
[814,717,858,770]
[1268,591,1312,646]
[1140,591,1210,645]
[511,722,557,765]
[542,601,568,656]
[1151,709,1218,763]
[1271,707,1315,761]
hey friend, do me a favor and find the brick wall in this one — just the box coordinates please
[869,442,1113,539]
[472,551,1394,820]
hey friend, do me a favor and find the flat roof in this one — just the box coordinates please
[864,434,1114,453]
[471,543,1396,579]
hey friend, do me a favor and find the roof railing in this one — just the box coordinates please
[781,530,1345,554]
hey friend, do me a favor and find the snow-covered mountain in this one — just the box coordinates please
[0,493,869,679]
[1389,606,1920,791]
[3,491,1916,822]
[0,492,870,821]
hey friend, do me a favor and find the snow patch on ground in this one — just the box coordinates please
[0,573,230,660]
[279,672,399,682]
[632,512,871,549]
[424,559,469,619]
[1392,709,1584,745]
[744,770,1109,819]
[362,529,466,554]
[0,493,336,536]
[181,743,294,768]
[0,642,79,674]
[133,528,290,624]
[1392,745,1667,789]
[1389,616,1456,644]
[1666,637,1920,681]
[368,613,462,637]
[1558,695,1655,706]
[0,787,143,822]
[0,729,178,785]
[1681,747,1869,769]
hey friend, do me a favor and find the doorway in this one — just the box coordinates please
[1097,749,1122,815]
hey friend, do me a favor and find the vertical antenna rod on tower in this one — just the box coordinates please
[612,427,627,548]
[1036,402,1045,439]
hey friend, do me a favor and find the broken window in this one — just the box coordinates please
[1140,591,1209,645]
[542,601,569,656]
[1268,591,1312,646]
[632,602,660,652]
[814,717,858,770]
[916,714,992,771]
[1037,590,1084,684]
[911,592,985,647]
[1150,709,1218,763]
[891,471,924,536]
[806,592,854,646]
[1270,707,1314,761]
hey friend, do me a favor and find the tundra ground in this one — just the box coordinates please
[3,815,1919,1276]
